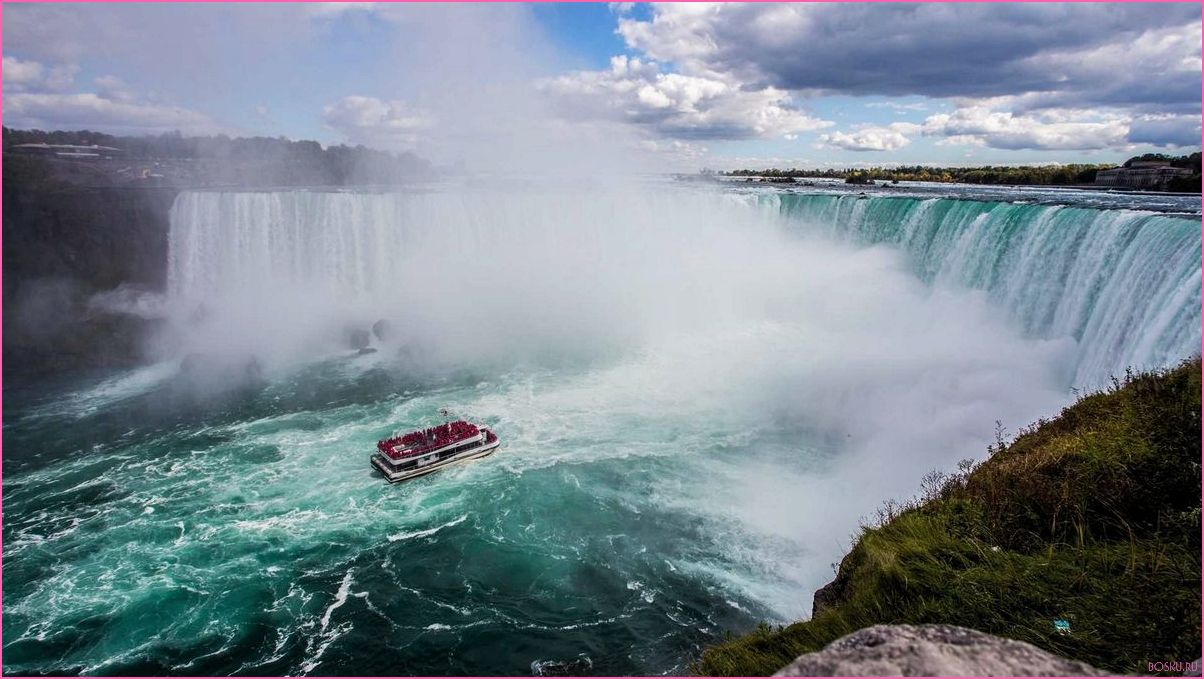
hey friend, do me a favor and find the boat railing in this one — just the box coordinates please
[378,422,482,460]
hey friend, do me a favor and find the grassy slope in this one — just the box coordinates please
[698,359,1202,676]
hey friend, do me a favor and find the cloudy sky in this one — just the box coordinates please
[3,2,1200,170]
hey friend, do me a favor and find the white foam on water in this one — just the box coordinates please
[386,513,469,542]
[68,362,179,417]
[320,570,354,632]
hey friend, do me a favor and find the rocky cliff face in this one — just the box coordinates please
[773,625,1108,677]
[3,155,177,380]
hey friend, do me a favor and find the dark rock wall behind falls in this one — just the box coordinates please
[3,155,178,380]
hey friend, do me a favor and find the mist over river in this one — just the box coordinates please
[3,182,1199,675]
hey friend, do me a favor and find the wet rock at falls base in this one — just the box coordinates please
[348,328,371,351]
[372,318,393,342]
[177,353,267,398]
[773,625,1108,677]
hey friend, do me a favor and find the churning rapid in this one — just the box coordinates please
[3,183,1199,675]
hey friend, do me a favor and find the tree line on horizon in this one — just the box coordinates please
[722,151,1202,190]
[1,127,434,186]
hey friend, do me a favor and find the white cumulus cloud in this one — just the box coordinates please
[2,56,217,135]
[5,92,216,134]
[322,96,431,148]
[819,123,920,152]
[611,3,1201,149]
[921,107,1131,151]
[541,55,831,141]
[3,56,78,93]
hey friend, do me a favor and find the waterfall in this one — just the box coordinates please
[769,193,1201,386]
[167,189,1200,387]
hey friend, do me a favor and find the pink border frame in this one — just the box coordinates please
[0,1,1199,678]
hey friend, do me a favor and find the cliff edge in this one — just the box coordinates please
[698,359,1201,676]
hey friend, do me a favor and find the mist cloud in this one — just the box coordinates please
[158,185,1074,617]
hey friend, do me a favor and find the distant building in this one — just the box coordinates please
[1094,163,1193,190]
[10,143,124,160]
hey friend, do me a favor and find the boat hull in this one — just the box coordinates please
[372,437,500,483]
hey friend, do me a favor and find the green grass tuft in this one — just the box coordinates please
[697,359,1202,676]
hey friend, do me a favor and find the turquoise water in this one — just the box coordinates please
[3,185,1198,675]
[3,362,793,675]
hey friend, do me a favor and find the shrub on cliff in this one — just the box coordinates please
[697,358,1202,676]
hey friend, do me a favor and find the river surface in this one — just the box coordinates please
[3,181,1199,675]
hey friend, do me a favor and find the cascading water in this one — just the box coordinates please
[768,193,1201,386]
[168,188,1200,387]
[3,184,1198,676]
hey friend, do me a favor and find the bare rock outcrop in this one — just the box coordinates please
[774,624,1109,677]
[810,577,843,617]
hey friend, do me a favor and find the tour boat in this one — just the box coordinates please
[372,419,500,483]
